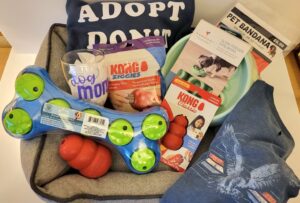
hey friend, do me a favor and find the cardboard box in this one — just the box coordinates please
[285,52,300,112]
[0,32,12,79]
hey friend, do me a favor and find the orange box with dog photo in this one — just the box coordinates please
[160,77,221,172]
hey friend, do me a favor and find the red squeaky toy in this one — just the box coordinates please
[59,134,112,178]
[162,115,188,150]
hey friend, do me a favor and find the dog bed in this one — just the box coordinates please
[20,24,217,202]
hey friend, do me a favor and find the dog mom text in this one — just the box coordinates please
[71,74,108,100]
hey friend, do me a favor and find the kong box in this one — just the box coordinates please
[160,77,221,172]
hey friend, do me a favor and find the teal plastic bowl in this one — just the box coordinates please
[162,35,258,126]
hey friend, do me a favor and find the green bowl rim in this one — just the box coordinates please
[162,34,257,125]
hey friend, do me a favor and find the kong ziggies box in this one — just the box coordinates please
[160,77,221,172]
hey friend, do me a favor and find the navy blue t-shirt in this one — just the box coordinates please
[161,80,300,203]
[66,0,194,51]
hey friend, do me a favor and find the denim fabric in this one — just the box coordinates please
[161,80,300,203]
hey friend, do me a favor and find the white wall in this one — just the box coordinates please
[0,0,300,53]
[0,0,66,53]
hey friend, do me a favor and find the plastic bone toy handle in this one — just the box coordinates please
[2,66,169,174]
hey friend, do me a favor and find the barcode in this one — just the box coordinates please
[88,116,106,126]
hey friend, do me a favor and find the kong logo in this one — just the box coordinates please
[110,61,149,79]
[110,61,148,74]
[177,92,205,112]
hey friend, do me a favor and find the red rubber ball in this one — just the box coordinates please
[59,134,84,161]
[59,134,112,179]
[80,145,112,178]
[169,123,186,137]
[173,115,188,127]
[162,132,183,151]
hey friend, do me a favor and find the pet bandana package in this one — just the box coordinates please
[218,3,291,73]
[66,0,194,51]
[160,77,221,172]
[165,20,251,96]
[94,36,166,112]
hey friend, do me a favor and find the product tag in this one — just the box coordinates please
[41,103,109,138]
[218,3,290,73]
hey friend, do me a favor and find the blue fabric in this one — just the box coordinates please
[161,80,300,203]
[66,0,194,51]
